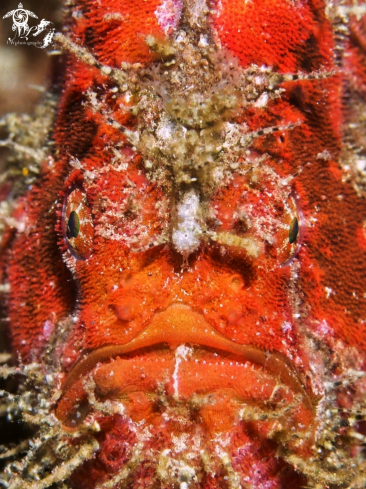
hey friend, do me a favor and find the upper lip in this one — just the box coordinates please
[61,303,312,412]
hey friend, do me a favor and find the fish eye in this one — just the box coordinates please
[62,188,94,260]
[289,217,299,244]
[278,194,303,267]
[67,210,80,239]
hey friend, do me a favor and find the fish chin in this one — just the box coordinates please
[56,305,315,486]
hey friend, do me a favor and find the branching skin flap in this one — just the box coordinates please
[1,1,366,488]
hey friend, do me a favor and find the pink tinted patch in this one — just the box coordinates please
[42,319,54,340]
[155,0,183,35]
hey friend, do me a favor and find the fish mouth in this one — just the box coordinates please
[56,304,314,446]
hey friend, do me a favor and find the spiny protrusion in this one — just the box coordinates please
[6,439,99,489]
[0,441,29,461]
[85,89,139,147]
[0,139,45,164]
[209,231,263,258]
[130,238,166,253]
[54,33,130,90]
[0,361,100,489]
[240,120,302,146]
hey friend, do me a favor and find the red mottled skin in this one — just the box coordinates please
[1,0,366,488]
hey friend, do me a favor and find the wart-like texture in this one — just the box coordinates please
[1,0,366,488]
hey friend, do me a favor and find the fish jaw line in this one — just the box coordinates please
[61,304,306,394]
[57,304,313,424]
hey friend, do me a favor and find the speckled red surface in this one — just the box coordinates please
[1,0,366,487]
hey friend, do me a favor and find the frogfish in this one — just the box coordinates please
[1,0,366,488]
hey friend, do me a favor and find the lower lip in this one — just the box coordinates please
[56,344,314,452]
[56,304,315,457]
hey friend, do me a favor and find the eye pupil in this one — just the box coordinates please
[289,217,299,244]
[67,211,80,239]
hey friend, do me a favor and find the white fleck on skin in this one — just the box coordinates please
[254,92,269,108]
[316,319,333,337]
[198,34,209,47]
[155,0,183,35]
[316,149,332,160]
[103,12,124,22]
[42,320,54,340]
[281,321,292,334]
[157,446,198,488]
[156,120,175,141]
[172,433,189,453]
[69,156,82,169]
[188,0,210,27]
[173,344,193,399]
[72,9,83,19]
[0,282,10,293]
[172,190,203,255]
[325,287,333,299]
[356,158,366,172]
